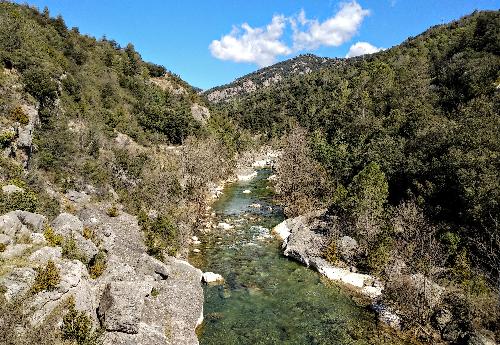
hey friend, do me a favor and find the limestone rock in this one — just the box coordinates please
[66,190,91,204]
[202,272,224,284]
[0,267,36,301]
[0,211,23,237]
[52,212,84,236]
[29,246,62,264]
[15,210,47,232]
[2,184,24,195]
[0,243,31,260]
[191,103,210,124]
[0,233,12,246]
[98,281,153,334]
[338,236,359,261]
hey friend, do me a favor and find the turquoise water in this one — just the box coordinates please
[190,170,411,345]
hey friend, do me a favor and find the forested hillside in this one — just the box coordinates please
[204,54,342,102]
[0,2,244,255]
[216,10,500,342]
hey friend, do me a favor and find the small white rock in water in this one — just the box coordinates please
[202,272,224,284]
[242,189,251,194]
[191,236,199,241]
[192,249,201,253]
[193,240,202,245]
[217,222,234,230]
[249,203,261,208]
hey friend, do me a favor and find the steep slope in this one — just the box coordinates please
[204,54,342,102]
[0,4,241,345]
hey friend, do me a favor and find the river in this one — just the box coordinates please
[189,169,412,345]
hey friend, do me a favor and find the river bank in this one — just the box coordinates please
[189,169,416,345]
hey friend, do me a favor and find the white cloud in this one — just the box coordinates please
[209,1,372,66]
[345,41,383,58]
[209,15,291,67]
[292,1,370,50]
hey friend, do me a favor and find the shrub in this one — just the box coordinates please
[62,236,87,264]
[0,243,6,252]
[10,105,29,125]
[61,296,101,345]
[106,205,119,217]
[44,225,63,247]
[88,250,106,279]
[323,239,338,265]
[31,260,60,294]
[151,287,159,297]
[0,189,38,213]
[142,215,179,260]
[0,130,15,149]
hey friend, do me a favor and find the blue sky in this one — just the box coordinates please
[14,0,500,89]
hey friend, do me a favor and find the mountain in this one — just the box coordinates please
[203,54,343,103]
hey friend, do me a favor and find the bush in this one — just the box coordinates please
[106,205,119,217]
[61,296,101,345]
[44,225,63,247]
[0,130,15,149]
[0,189,38,213]
[323,239,338,265]
[88,250,106,279]
[10,105,29,125]
[62,236,87,264]
[31,260,60,294]
[142,215,179,260]
[0,243,6,252]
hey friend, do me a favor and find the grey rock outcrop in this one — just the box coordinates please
[98,281,154,334]
[0,267,36,301]
[0,211,23,237]
[338,236,359,261]
[15,210,47,232]
[52,212,97,262]
[0,204,204,345]
[2,184,24,195]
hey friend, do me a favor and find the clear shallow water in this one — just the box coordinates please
[190,170,412,345]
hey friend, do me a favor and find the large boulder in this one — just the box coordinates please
[337,236,359,262]
[0,211,23,237]
[52,213,84,236]
[98,281,153,334]
[283,215,326,266]
[15,211,47,232]
[0,267,36,301]
[2,184,24,195]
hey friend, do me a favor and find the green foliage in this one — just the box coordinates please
[0,131,15,149]
[105,205,119,217]
[61,296,101,345]
[345,162,389,221]
[62,236,87,264]
[31,260,60,294]
[323,239,338,265]
[0,243,6,252]
[43,226,63,247]
[88,250,106,279]
[142,214,179,260]
[151,287,159,297]
[0,189,38,213]
[10,105,30,125]
[363,235,394,274]
[452,249,472,286]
